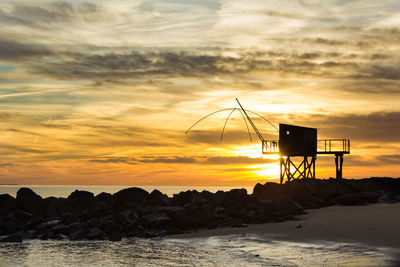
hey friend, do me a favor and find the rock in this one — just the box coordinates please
[69,223,87,240]
[15,188,43,214]
[172,206,213,229]
[334,193,379,206]
[0,194,16,215]
[101,219,122,234]
[172,190,200,206]
[44,198,67,217]
[107,232,121,242]
[213,190,226,206]
[0,233,23,243]
[87,218,104,228]
[52,223,69,235]
[231,222,248,228]
[273,197,304,215]
[16,188,42,202]
[48,195,106,218]
[140,212,171,227]
[226,188,248,202]
[113,187,149,208]
[61,212,74,224]
[26,215,44,229]
[253,182,286,201]
[87,227,105,240]
[13,209,33,221]
[114,209,138,228]
[96,192,113,203]
[0,193,14,203]
[68,190,94,200]
[148,189,164,199]
[295,223,302,228]
[146,190,170,206]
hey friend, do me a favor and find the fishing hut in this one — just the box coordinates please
[186,99,350,184]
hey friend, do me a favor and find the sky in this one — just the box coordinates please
[0,0,399,186]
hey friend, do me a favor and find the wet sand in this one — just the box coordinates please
[174,203,400,248]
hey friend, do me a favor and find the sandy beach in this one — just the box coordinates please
[167,203,400,266]
[174,203,400,248]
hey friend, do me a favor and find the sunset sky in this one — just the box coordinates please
[0,0,399,186]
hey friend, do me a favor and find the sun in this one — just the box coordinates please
[250,163,280,178]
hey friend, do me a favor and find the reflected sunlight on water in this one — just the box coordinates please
[0,236,397,267]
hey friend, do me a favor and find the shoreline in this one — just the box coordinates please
[1,177,399,243]
[171,203,400,248]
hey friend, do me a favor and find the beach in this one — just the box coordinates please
[173,203,400,248]
[168,203,400,266]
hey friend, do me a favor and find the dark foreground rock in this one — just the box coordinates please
[0,177,399,242]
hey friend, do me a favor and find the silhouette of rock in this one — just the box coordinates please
[16,188,42,202]
[68,190,94,199]
[87,227,105,240]
[107,232,121,241]
[0,178,399,242]
[96,192,113,203]
[140,212,171,227]
[0,232,23,243]
[69,223,87,241]
[15,188,43,214]
[113,187,149,208]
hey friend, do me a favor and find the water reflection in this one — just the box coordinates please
[0,236,398,267]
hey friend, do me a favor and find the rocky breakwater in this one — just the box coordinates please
[1,177,399,242]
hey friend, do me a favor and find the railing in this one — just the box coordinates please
[262,140,279,154]
[262,139,350,155]
[317,139,350,154]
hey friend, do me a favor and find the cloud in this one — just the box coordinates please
[377,154,400,165]
[88,155,275,165]
[0,39,53,59]
[137,156,197,164]
[0,144,52,154]
[0,1,102,28]
[306,112,400,143]
[203,156,275,165]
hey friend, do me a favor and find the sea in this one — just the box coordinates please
[0,185,254,198]
[0,185,399,266]
[0,235,398,266]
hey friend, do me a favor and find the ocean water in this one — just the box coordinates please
[0,185,254,198]
[0,235,398,267]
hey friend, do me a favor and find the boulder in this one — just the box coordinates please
[96,192,113,204]
[140,212,171,227]
[146,189,170,206]
[114,209,138,228]
[52,223,69,235]
[68,190,94,200]
[13,209,33,221]
[253,182,286,201]
[273,197,304,215]
[101,219,122,234]
[87,227,105,240]
[0,232,23,243]
[15,188,43,214]
[60,212,74,224]
[172,190,200,206]
[333,193,379,206]
[148,189,164,199]
[69,223,87,240]
[172,206,213,229]
[107,232,121,241]
[225,188,248,202]
[113,187,149,208]
[16,188,42,202]
[0,194,16,215]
